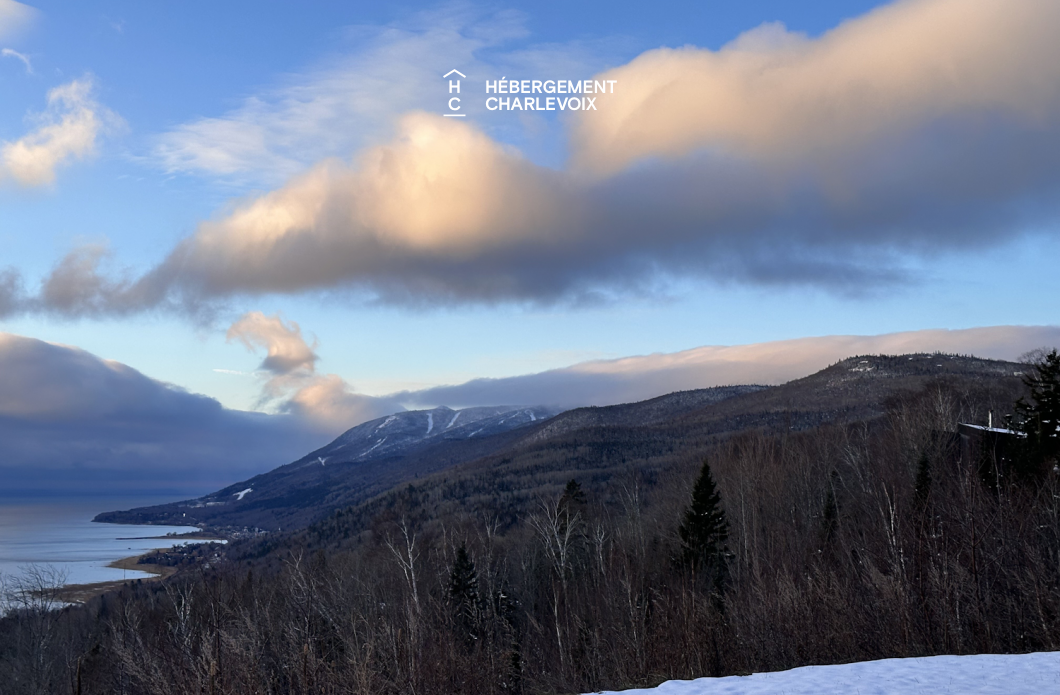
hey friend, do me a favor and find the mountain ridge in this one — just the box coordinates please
[95,354,1024,532]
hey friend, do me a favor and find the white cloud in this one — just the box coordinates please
[227,311,318,375]
[226,311,402,430]
[158,113,571,302]
[570,0,1060,176]
[1,47,31,73]
[151,8,519,184]
[150,5,619,186]
[0,0,34,41]
[1,78,116,187]
[282,373,405,434]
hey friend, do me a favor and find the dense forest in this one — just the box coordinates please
[1,352,1058,695]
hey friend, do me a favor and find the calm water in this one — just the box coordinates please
[0,496,201,586]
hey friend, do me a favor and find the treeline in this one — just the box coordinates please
[1,367,1058,694]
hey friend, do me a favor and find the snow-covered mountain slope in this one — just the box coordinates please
[313,405,555,465]
[96,404,563,530]
[591,652,1058,695]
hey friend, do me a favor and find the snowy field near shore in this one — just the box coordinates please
[591,652,1059,695]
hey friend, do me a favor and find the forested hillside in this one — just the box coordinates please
[2,353,1057,695]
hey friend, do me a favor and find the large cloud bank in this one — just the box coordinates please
[0,333,326,495]
[5,0,1060,315]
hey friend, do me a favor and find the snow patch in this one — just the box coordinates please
[588,652,1059,695]
[447,411,460,429]
[317,456,328,466]
[527,409,536,421]
[376,415,397,431]
[426,412,434,435]
[233,488,252,501]
[360,437,386,457]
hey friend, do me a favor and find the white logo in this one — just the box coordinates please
[442,70,615,117]
[443,69,466,118]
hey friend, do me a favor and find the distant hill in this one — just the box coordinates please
[95,387,761,530]
[290,353,1026,548]
[97,354,1024,533]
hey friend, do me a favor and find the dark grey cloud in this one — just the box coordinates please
[0,333,329,495]
[0,268,22,317]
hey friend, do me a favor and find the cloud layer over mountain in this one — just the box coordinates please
[396,325,1060,409]
[3,324,1054,494]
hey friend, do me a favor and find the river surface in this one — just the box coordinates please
[0,495,201,586]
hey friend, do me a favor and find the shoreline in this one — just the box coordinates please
[114,533,226,542]
[55,553,178,605]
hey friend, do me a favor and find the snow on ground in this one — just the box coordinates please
[426,412,433,435]
[233,488,252,500]
[590,653,1059,695]
[447,411,460,429]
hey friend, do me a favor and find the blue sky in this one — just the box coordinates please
[2,0,1059,479]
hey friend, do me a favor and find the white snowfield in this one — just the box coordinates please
[591,652,1059,695]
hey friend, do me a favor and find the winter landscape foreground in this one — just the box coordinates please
[591,652,1059,695]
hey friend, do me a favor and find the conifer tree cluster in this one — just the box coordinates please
[678,459,729,578]
[1009,348,1060,477]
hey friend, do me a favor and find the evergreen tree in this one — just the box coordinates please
[559,479,587,511]
[448,543,479,644]
[1009,348,1060,478]
[914,452,932,503]
[558,479,587,534]
[822,470,840,539]
[678,460,729,575]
